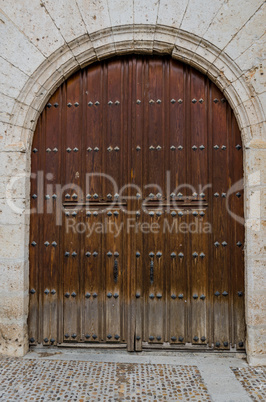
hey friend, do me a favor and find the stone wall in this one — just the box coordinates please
[0,0,265,365]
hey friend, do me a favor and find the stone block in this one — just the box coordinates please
[108,0,133,27]
[0,321,28,357]
[134,0,159,25]
[0,152,29,178]
[0,224,29,260]
[245,219,266,257]
[0,259,29,293]
[157,0,187,28]
[245,149,266,185]
[77,0,111,34]
[246,325,266,366]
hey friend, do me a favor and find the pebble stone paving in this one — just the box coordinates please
[0,357,212,401]
[232,366,266,401]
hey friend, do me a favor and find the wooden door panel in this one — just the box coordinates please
[30,56,245,352]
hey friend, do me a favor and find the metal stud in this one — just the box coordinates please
[215,291,220,296]
[149,252,155,257]
[170,192,175,198]
[199,145,205,150]
[67,103,72,107]
[156,211,162,216]
[44,289,49,295]
[171,252,176,258]
[222,241,227,247]
[47,103,52,108]
[156,293,162,299]
[44,241,50,247]
[171,336,177,341]
[179,336,184,342]
[149,336,154,340]
[114,146,120,151]
[107,146,112,152]
[71,292,76,298]
[193,294,198,299]
[65,193,71,199]
[73,147,78,152]
[192,252,198,258]
[66,147,71,153]
[44,338,49,343]
[115,335,120,340]
[86,211,91,217]
[64,334,70,338]
[199,98,204,104]
[236,144,242,150]
[85,334,90,339]
[107,292,112,298]
[51,289,56,295]
[95,101,100,106]
[214,192,219,197]
[149,211,154,216]
[135,293,141,298]
[46,148,51,153]
[222,193,226,198]
[192,211,198,216]
[171,294,177,299]
[114,252,119,257]
[136,145,141,151]
[199,211,205,217]
[171,211,177,217]
[149,100,155,104]
[215,342,220,347]
[156,99,162,104]
[200,193,205,198]
[33,148,38,153]
[221,98,226,103]
[178,252,184,259]
[29,338,35,343]
[170,145,176,151]
[178,145,183,150]
[149,294,155,299]
[92,334,97,339]
[72,211,77,217]
[65,252,70,257]
[72,334,77,339]
[193,336,199,341]
[177,192,183,198]
[200,295,206,300]
[93,293,98,298]
[239,342,244,347]
[236,192,241,198]
[238,291,243,297]
[213,98,219,103]
[136,336,141,341]
[156,145,162,151]
[107,251,112,257]
[72,252,77,257]
[107,211,112,216]
[192,145,197,150]
[170,99,176,104]
[214,241,220,247]
[45,195,50,200]
[32,194,37,199]
[85,293,91,298]
[136,251,141,258]
[30,289,36,294]
[178,294,184,299]
[88,101,93,106]
[52,241,57,247]
[87,147,92,152]
[74,102,79,107]
[222,291,228,296]
[178,211,183,217]
[221,145,226,150]
[236,241,242,247]
[31,241,37,247]
[192,99,197,103]
[156,336,162,341]
[93,252,98,257]
[94,147,99,152]
[52,194,57,199]
[93,193,99,199]
[149,145,155,150]
[223,341,228,347]
[178,99,183,104]
[114,293,119,299]
[214,145,219,149]
[108,101,113,105]
[93,211,98,217]
[201,336,206,342]
[136,99,141,104]
[200,252,205,258]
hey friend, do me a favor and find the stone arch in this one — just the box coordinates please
[3,25,265,364]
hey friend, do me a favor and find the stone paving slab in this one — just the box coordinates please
[0,357,211,401]
[232,366,266,401]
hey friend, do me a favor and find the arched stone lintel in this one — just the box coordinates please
[8,25,264,151]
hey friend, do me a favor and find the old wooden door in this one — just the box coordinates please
[29,56,245,351]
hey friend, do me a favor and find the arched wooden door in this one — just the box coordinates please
[29,55,245,351]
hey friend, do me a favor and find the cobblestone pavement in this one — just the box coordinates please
[0,349,262,401]
[232,366,266,401]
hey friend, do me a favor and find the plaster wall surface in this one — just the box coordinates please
[0,0,265,365]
